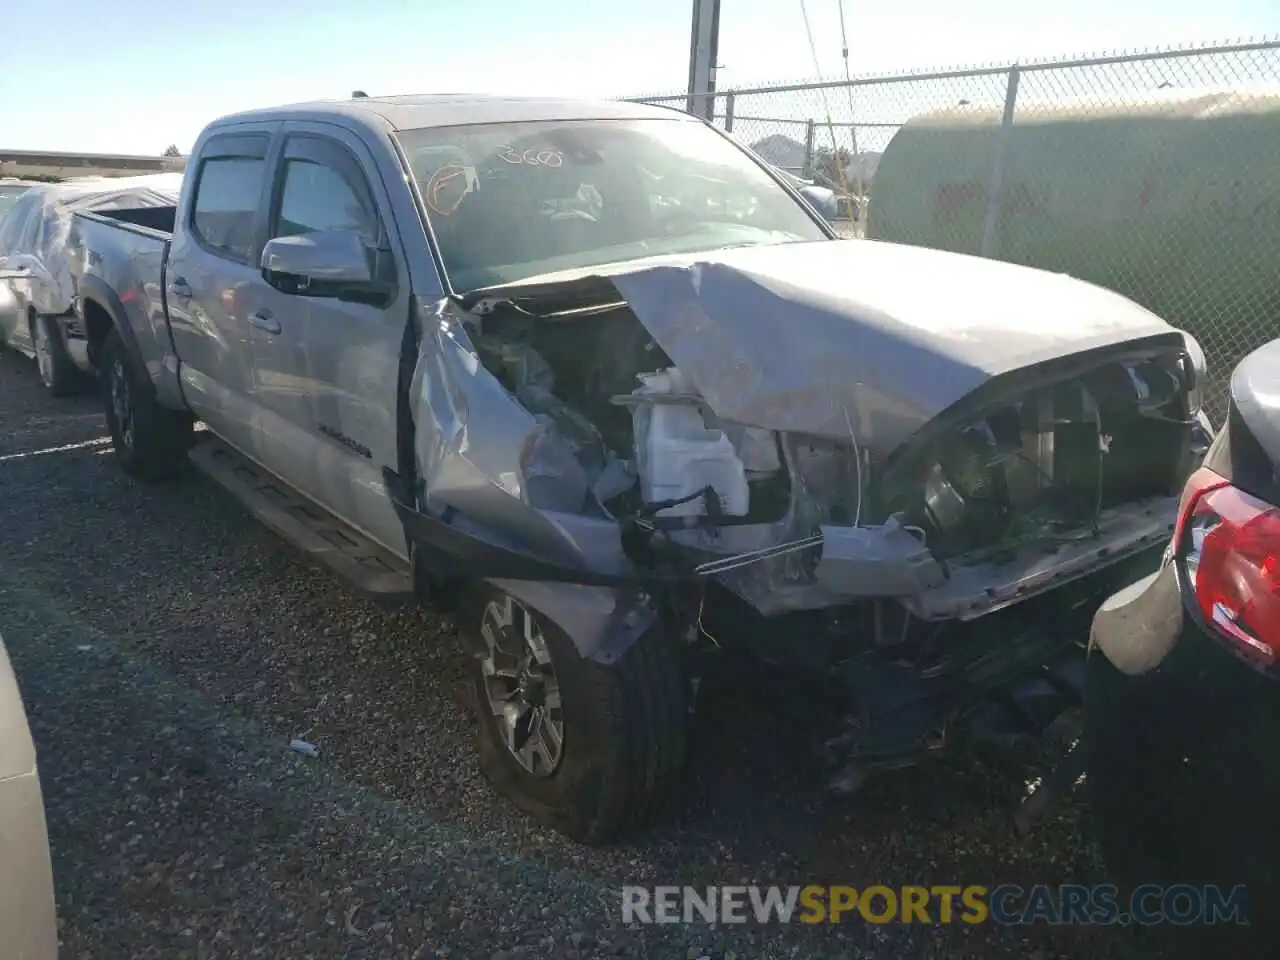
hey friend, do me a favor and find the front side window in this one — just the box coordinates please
[276,159,378,242]
[0,193,39,256]
[0,185,32,220]
[396,118,827,292]
[191,156,266,261]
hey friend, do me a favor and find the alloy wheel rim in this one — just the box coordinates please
[479,593,565,777]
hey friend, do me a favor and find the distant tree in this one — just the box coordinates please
[162,144,182,157]
[811,145,860,193]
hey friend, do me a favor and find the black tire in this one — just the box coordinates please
[101,328,193,480]
[30,312,82,397]
[461,584,687,844]
[1083,656,1173,892]
[1084,652,1275,953]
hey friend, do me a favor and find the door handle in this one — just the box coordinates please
[248,310,282,335]
[168,277,193,299]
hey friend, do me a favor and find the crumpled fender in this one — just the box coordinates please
[391,297,662,663]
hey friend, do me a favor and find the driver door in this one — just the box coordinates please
[251,126,409,556]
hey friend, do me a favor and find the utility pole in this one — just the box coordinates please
[686,0,721,121]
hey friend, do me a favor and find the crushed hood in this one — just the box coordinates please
[472,239,1183,453]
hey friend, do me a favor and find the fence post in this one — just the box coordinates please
[980,65,1021,259]
[724,90,735,132]
[803,120,816,178]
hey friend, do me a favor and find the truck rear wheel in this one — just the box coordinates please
[102,328,193,480]
[461,584,687,844]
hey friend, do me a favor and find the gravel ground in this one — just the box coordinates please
[0,347,1174,958]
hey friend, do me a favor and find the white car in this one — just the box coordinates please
[0,633,57,958]
[0,177,40,218]
[0,179,41,347]
[0,174,182,395]
[0,273,16,344]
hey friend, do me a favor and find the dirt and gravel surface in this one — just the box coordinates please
[0,348,1175,958]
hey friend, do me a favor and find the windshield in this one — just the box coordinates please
[0,184,33,219]
[396,118,827,291]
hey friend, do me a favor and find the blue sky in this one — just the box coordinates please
[3,0,1274,154]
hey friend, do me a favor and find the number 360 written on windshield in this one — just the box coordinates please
[497,145,564,167]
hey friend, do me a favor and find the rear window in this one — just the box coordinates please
[396,118,826,292]
[191,157,266,261]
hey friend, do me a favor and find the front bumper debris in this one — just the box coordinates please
[823,543,1164,793]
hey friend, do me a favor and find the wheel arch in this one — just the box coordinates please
[75,276,149,384]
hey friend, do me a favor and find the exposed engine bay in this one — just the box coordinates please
[470,303,791,525]
[465,293,1201,611]
[395,240,1212,782]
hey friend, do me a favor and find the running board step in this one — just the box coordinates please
[189,437,413,599]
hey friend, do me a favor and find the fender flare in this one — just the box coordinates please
[75,275,149,383]
[384,468,671,664]
[1088,564,1182,676]
[491,578,660,665]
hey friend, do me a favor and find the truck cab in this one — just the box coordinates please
[80,96,835,566]
[160,116,419,556]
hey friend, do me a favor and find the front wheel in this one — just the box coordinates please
[102,328,193,480]
[462,584,688,844]
[31,313,81,396]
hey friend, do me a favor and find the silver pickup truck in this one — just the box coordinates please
[69,93,1213,842]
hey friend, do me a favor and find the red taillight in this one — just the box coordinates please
[1176,466,1280,665]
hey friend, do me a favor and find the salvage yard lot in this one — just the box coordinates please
[0,348,1161,959]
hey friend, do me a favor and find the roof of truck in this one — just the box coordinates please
[210,94,692,133]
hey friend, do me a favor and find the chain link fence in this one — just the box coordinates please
[628,39,1280,421]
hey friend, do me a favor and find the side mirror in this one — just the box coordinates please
[261,229,379,300]
[797,184,839,221]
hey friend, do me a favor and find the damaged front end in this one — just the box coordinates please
[387,240,1213,782]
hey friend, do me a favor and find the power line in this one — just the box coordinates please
[836,0,849,62]
[836,0,860,158]
[797,0,853,197]
[798,0,823,80]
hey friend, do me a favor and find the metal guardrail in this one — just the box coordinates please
[627,38,1280,420]
[0,149,186,181]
